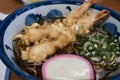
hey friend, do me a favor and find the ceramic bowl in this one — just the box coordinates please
[0,0,120,80]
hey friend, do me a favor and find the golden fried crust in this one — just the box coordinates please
[14,0,109,63]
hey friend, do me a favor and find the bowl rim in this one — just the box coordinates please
[0,0,120,80]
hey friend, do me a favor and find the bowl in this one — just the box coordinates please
[0,0,120,80]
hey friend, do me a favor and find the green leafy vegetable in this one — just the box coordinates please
[74,30,120,78]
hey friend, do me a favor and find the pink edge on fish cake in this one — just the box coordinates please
[42,54,94,80]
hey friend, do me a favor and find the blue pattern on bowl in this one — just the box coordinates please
[25,5,72,26]
[66,6,72,11]
[103,22,120,44]
[25,14,38,26]
[109,73,120,80]
[0,0,120,80]
[103,22,118,36]
[25,9,63,26]
[47,9,63,18]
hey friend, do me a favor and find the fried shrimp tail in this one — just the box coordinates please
[64,0,96,27]
[94,10,110,24]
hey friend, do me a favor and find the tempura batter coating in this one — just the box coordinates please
[14,0,109,63]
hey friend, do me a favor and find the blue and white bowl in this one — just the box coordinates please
[0,0,120,80]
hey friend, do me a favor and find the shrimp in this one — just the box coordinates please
[21,21,76,63]
[13,22,50,46]
[63,0,95,27]
[14,0,110,63]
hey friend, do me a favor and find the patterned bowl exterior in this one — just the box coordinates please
[0,0,120,80]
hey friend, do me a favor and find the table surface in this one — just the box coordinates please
[0,0,120,80]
